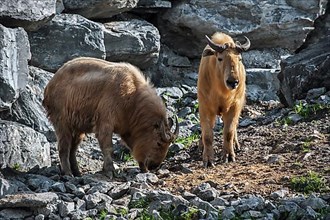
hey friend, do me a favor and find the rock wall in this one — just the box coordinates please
[0,0,328,170]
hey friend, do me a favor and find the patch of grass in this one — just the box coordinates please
[290,171,328,194]
[117,207,128,216]
[128,197,150,209]
[181,207,199,220]
[99,209,108,220]
[12,163,21,171]
[294,101,328,118]
[121,151,134,163]
[279,117,293,126]
[176,133,199,148]
[301,138,312,153]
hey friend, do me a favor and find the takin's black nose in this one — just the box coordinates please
[226,79,239,89]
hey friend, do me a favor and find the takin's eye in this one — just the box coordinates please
[218,57,223,62]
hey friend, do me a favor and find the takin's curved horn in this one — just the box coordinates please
[235,36,251,52]
[205,35,227,53]
[160,121,171,143]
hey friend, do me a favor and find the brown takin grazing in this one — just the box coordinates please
[43,57,179,178]
[197,32,250,167]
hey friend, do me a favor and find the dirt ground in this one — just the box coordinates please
[158,102,330,198]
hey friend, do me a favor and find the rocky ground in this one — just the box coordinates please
[1,89,329,219]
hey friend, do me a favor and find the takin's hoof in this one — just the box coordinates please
[203,160,215,168]
[102,169,115,179]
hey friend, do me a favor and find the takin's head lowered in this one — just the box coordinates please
[42,57,179,178]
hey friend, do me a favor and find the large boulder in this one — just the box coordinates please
[63,0,139,19]
[0,0,56,31]
[104,19,160,69]
[278,2,330,106]
[158,0,322,58]
[0,66,55,142]
[0,120,51,171]
[0,24,30,111]
[28,14,106,72]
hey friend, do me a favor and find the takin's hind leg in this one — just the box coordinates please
[70,133,85,177]
[222,111,240,162]
[57,130,74,176]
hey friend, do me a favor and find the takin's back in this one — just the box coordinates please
[42,57,152,132]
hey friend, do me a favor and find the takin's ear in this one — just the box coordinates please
[202,48,215,57]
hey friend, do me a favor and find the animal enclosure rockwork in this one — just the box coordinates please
[42,57,179,177]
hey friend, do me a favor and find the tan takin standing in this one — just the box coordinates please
[197,32,250,167]
[43,57,179,178]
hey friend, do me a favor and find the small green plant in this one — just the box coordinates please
[128,197,150,209]
[12,163,20,171]
[121,151,134,162]
[117,207,128,216]
[290,171,328,194]
[176,133,199,148]
[99,209,108,220]
[280,117,293,126]
[181,207,199,220]
[293,101,328,118]
[301,139,312,153]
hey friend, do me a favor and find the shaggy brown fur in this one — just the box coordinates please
[197,32,250,167]
[43,57,178,177]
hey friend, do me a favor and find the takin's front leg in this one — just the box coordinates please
[222,110,240,162]
[96,128,115,179]
[199,107,217,167]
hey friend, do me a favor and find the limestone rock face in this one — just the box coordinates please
[63,0,139,19]
[0,67,55,142]
[0,0,56,31]
[0,24,30,111]
[28,14,106,72]
[278,3,330,106]
[0,120,51,171]
[158,0,322,58]
[104,19,160,69]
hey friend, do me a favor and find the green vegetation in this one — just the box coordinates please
[176,133,200,148]
[128,197,150,209]
[121,151,135,163]
[99,209,108,220]
[294,101,329,118]
[181,207,199,220]
[12,163,21,171]
[301,138,313,153]
[290,171,328,194]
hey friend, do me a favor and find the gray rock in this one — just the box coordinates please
[221,206,236,220]
[0,208,33,219]
[0,192,58,208]
[104,19,160,69]
[193,183,218,202]
[301,196,328,210]
[0,66,55,142]
[63,0,139,19]
[51,182,66,193]
[0,0,56,31]
[0,178,18,198]
[0,25,30,111]
[306,87,327,100]
[0,120,51,171]
[108,182,130,200]
[190,197,218,213]
[270,189,289,200]
[246,68,280,102]
[158,0,321,58]
[58,201,75,217]
[278,4,330,106]
[28,14,105,72]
